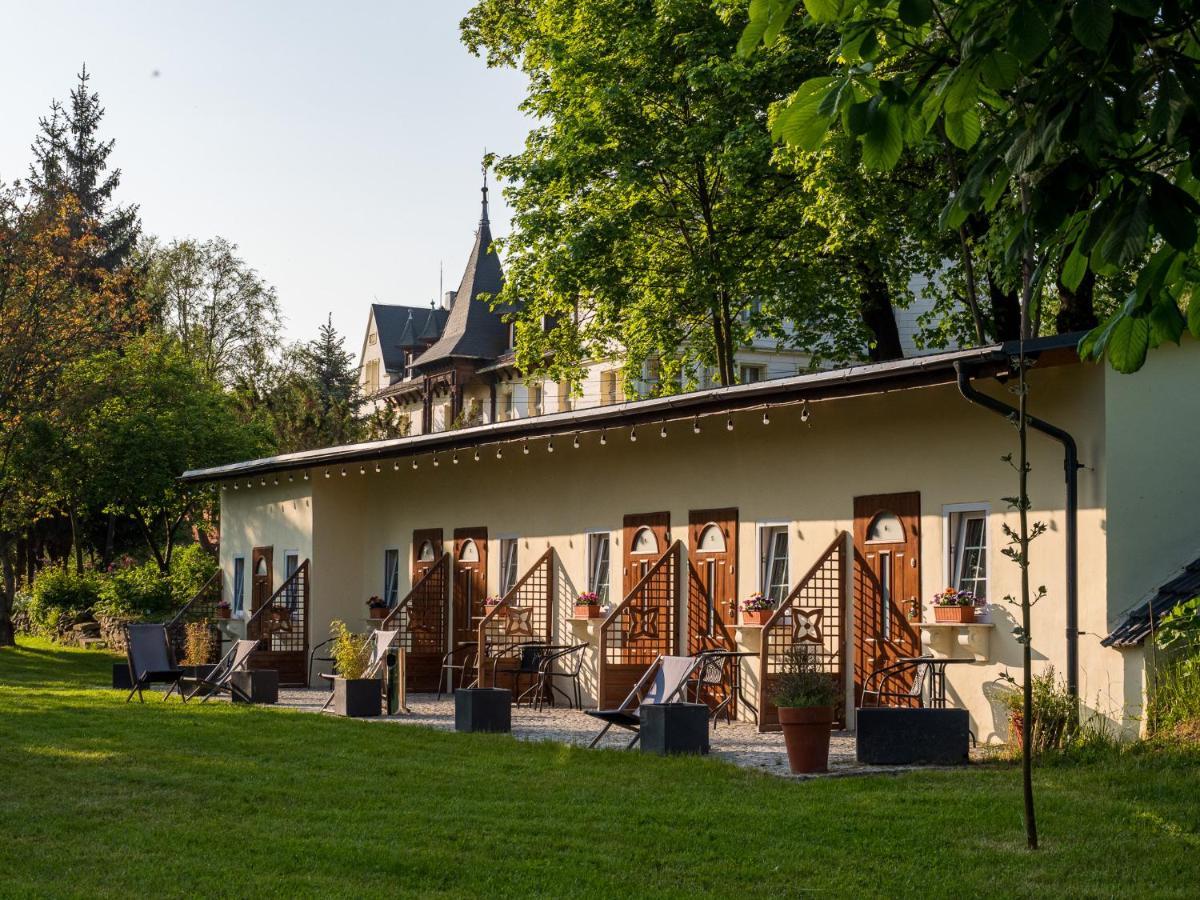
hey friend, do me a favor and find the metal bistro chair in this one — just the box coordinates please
[437,642,478,699]
[530,642,588,712]
[860,657,932,709]
[690,652,735,728]
[498,642,553,707]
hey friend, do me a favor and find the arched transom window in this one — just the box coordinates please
[631,527,659,555]
[696,524,726,553]
[459,539,479,563]
[866,511,905,543]
[418,540,436,562]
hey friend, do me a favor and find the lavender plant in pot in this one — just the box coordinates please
[771,647,838,774]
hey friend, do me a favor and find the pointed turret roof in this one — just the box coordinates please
[411,177,511,370]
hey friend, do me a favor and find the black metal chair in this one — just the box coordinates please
[308,637,336,686]
[504,642,553,707]
[531,642,588,711]
[124,624,183,703]
[437,642,478,699]
[690,652,734,727]
[860,657,931,708]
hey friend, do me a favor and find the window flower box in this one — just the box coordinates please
[366,596,388,620]
[574,592,602,619]
[740,592,777,626]
[930,587,981,624]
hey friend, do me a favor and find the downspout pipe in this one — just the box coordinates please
[954,361,1082,699]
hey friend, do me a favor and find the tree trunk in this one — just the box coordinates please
[1055,267,1098,334]
[0,534,16,648]
[69,504,84,575]
[857,263,904,361]
[988,276,1022,342]
[102,512,116,569]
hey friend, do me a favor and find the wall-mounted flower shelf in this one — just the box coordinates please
[919,622,994,662]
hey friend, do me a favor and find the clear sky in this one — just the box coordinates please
[0,1,529,345]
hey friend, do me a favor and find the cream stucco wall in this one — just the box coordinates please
[217,481,313,617]
[227,362,1118,737]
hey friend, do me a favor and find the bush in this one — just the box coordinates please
[94,561,175,620]
[26,570,103,636]
[771,647,838,709]
[181,620,216,667]
[1148,652,1200,737]
[329,620,369,680]
[168,544,218,604]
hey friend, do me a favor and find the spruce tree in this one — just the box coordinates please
[27,65,140,270]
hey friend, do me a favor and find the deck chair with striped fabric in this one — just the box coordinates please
[181,640,260,703]
[319,629,400,712]
[124,623,183,703]
[586,655,701,749]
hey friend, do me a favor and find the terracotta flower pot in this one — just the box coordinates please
[369,607,387,620]
[216,608,231,620]
[574,605,602,619]
[777,705,834,774]
[933,604,975,624]
[741,609,772,626]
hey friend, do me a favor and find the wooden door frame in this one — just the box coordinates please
[852,492,922,704]
[688,508,739,716]
[250,546,273,613]
[622,511,670,597]
[453,527,488,649]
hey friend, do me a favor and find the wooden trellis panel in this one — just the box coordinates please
[757,533,847,733]
[598,542,681,709]
[476,549,555,688]
[686,562,737,715]
[381,552,450,692]
[165,569,223,664]
[246,559,310,686]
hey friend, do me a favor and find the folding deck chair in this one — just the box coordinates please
[124,623,184,703]
[586,655,701,749]
[319,629,400,712]
[180,640,260,703]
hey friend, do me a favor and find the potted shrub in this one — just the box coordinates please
[180,621,217,694]
[366,596,388,620]
[772,647,838,774]
[740,592,777,626]
[329,620,380,718]
[215,599,232,620]
[574,592,602,619]
[931,587,980,624]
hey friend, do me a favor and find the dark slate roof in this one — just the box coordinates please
[371,304,448,373]
[411,187,512,370]
[1102,556,1200,648]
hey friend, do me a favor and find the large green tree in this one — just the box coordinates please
[741,0,1200,369]
[464,0,931,388]
[26,65,140,273]
[56,335,269,573]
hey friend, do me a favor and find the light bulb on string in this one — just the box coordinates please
[693,417,701,434]
[392,460,400,471]
[547,437,554,453]
[660,423,667,439]
[762,408,770,425]
[726,415,734,431]
[340,467,347,477]
[800,401,811,423]
[412,458,418,470]
[523,440,530,455]
[324,469,331,478]
[359,465,365,476]
[573,433,580,449]
[496,446,503,459]
[233,483,239,491]
[433,453,439,467]
[453,450,459,465]
[600,430,607,446]
[303,471,310,481]
[374,463,381,473]
[630,426,637,442]
[474,448,480,462]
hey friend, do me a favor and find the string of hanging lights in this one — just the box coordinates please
[222,399,814,490]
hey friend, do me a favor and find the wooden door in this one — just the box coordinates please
[453,527,487,649]
[250,546,273,614]
[688,509,738,715]
[412,528,443,581]
[853,493,922,704]
[623,512,670,597]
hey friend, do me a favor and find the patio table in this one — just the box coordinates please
[894,656,976,708]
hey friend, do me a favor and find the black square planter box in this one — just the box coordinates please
[332,677,382,718]
[180,664,218,696]
[113,663,133,690]
[455,688,512,733]
[232,669,278,705]
[640,702,710,756]
[856,707,970,766]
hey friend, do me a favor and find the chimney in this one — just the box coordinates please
[442,290,457,310]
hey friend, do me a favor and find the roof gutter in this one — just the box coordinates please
[954,360,1082,700]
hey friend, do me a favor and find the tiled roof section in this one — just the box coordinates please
[371,304,448,372]
[411,189,512,370]
[1102,556,1200,648]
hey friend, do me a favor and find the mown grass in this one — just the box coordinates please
[2,636,1199,898]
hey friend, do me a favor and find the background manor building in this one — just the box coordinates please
[358,179,942,436]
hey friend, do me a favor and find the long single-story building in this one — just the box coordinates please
[181,333,1200,741]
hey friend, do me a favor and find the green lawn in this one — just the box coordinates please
[2,638,1198,898]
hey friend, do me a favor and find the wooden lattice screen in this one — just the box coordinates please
[757,533,847,733]
[246,559,310,686]
[476,549,555,687]
[598,541,681,709]
[165,569,224,664]
[686,562,737,714]
[381,552,449,692]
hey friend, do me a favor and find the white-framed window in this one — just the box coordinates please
[499,538,520,595]
[284,551,299,609]
[944,504,988,601]
[587,531,611,603]
[759,524,790,604]
[232,556,245,615]
[739,364,764,384]
[384,548,400,607]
